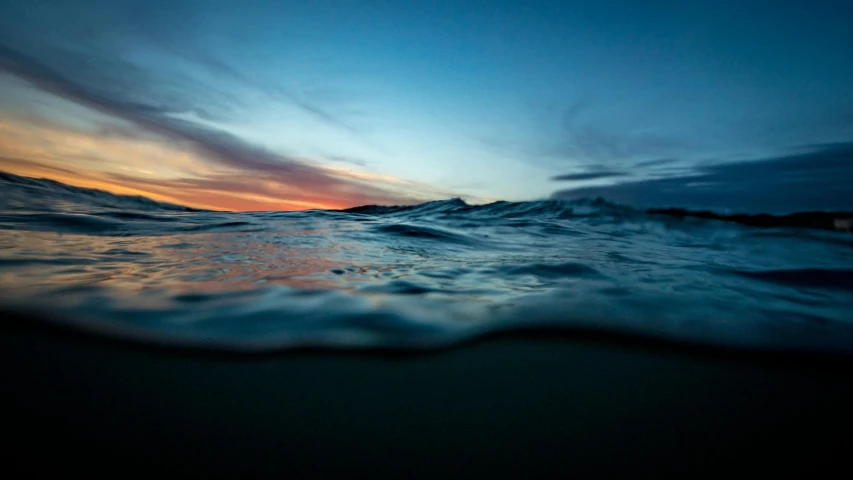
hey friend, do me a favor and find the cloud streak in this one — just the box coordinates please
[548,98,688,163]
[152,38,366,136]
[0,41,435,210]
[551,170,626,181]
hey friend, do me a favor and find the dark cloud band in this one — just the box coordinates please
[551,171,626,181]
[552,143,853,214]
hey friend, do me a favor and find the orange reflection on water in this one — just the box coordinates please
[0,229,352,298]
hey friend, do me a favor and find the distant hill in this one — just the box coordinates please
[648,208,853,232]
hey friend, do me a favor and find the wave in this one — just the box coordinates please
[0,171,204,213]
[344,197,636,220]
[346,197,851,232]
[1,169,853,356]
[730,268,853,291]
[2,171,851,234]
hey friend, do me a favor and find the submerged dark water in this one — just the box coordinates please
[2,171,852,354]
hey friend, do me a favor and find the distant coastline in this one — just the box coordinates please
[647,208,853,232]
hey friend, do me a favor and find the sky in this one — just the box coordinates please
[0,0,851,212]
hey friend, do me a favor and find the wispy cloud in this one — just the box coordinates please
[633,158,677,168]
[149,38,366,136]
[481,96,689,176]
[323,154,369,167]
[551,170,626,181]
[548,97,687,163]
[0,40,439,210]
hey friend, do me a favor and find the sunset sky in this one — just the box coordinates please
[1,0,852,212]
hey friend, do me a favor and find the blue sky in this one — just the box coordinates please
[0,0,851,211]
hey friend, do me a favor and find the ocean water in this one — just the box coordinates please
[2,171,852,354]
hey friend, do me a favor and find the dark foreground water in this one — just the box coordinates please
[4,171,853,475]
[2,171,853,354]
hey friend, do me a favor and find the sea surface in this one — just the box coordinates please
[2,171,852,354]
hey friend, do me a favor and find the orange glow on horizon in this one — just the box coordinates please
[0,161,354,211]
[0,114,425,212]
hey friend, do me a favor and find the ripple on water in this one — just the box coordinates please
[2,172,853,354]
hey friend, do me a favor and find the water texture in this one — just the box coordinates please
[2,171,852,354]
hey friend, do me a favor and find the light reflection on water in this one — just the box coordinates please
[0,229,347,294]
[1,188,853,353]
